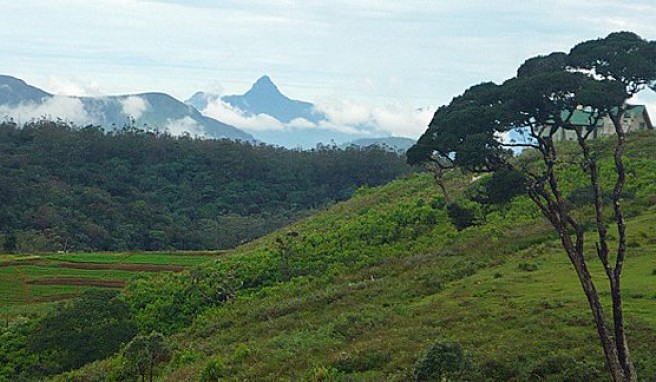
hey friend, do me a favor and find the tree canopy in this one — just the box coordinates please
[0,119,411,252]
[408,31,656,382]
[408,31,656,172]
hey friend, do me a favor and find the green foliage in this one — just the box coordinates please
[199,357,226,382]
[447,200,482,231]
[529,355,604,381]
[518,262,540,272]
[16,126,656,382]
[307,365,343,382]
[0,318,40,381]
[414,341,472,381]
[0,119,410,252]
[2,233,17,253]
[122,331,170,382]
[478,359,522,381]
[27,289,137,375]
[48,136,656,381]
[470,168,527,205]
[407,31,656,382]
[566,185,635,206]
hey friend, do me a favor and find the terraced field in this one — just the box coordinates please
[0,252,221,318]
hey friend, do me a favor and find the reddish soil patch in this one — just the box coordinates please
[57,262,186,272]
[27,278,126,288]
[0,259,45,268]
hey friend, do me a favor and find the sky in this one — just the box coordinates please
[2,0,656,138]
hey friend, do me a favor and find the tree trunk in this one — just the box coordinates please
[609,115,636,382]
[554,227,627,381]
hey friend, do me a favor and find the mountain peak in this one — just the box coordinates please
[247,75,282,97]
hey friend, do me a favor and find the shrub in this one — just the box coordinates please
[334,350,391,373]
[414,341,472,381]
[471,168,527,205]
[447,201,481,231]
[199,358,226,382]
[529,355,604,381]
[478,359,521,381]
[307,365,342,382]
[566,185,634,207]
[518,262,539,272]
[122,332,170,382]
[431,195,447,210]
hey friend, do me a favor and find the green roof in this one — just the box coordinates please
[555,104,647,127]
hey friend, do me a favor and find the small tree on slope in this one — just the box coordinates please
[407,31,656,382]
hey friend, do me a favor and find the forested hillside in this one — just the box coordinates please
[2,131,651,381]
[0,119,410,252]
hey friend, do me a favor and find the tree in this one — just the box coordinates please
[2,233,17,253]
[408,32,656,382]
[414,341,472,381]
[27,290,137,374]
[123,332,170,382]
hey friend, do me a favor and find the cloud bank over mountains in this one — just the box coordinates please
[188,75,431,147]
[0,96,92,126]
[0,75,253,141]
[0,74,429,148]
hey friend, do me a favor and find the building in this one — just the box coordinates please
[551,105,653,142]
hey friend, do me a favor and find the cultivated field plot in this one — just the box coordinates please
[0,252,220,314]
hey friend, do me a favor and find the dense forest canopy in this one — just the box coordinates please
[0,119,411,252]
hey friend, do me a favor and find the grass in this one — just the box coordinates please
[46,252,220,266]
[0,251,221,321]
[153,214,656,381]
[40,131,656,380]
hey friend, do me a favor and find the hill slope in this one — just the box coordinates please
[0,120,410,252]
[49,132,656,381]
[0,75,252,140]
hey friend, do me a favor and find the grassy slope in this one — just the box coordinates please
[0,252,217,320]
[65,132,656,381]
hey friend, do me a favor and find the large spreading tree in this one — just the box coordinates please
[408,32,656,382]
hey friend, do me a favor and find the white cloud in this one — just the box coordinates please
[0,96,93,126]
[315,99,371,126]
[314,98,435,138]
[120,96,150,119]
[287,118,315,129]
[164,116,204,136]
[202,99,286,132]
[199,95,435,138]
[47,76,104,96]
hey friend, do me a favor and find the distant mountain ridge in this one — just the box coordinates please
[187,75,325,124]
[0,75,253,141]
[0,75,51,106]
[186,75,384,148]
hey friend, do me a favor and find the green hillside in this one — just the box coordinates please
[0,119,409,252]
[34,131,656,381]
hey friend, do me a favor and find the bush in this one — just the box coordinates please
[414,341,472,381]
[518,262,539,272]
[566,185,634,207]
[200,358,226,382]
[307,365,343,382]
[471,169,527,205]
[122,332,170,382]
[478,359,521,381]
[447,201,481,231]
[27,290,137,375]
[529,355,604,381]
